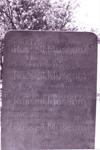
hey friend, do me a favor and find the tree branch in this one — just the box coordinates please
[1,10,16,29]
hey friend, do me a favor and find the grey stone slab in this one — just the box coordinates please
[1,31,97,149]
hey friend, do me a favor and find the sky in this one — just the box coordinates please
[51,0,100,32]
[76,0,100,31]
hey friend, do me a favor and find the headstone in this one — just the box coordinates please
[1,31,97,149]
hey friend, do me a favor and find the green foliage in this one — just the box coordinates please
[0,0,78,53]
[0,0,78,31]
[0,0,50,30]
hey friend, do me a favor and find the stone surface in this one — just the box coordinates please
[1,31,97,149]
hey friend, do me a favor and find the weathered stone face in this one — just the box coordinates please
[1,31,97,149]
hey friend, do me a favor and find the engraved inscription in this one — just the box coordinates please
[11,70,87,81]
[2,31,97,149]
[13,123,87,133]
